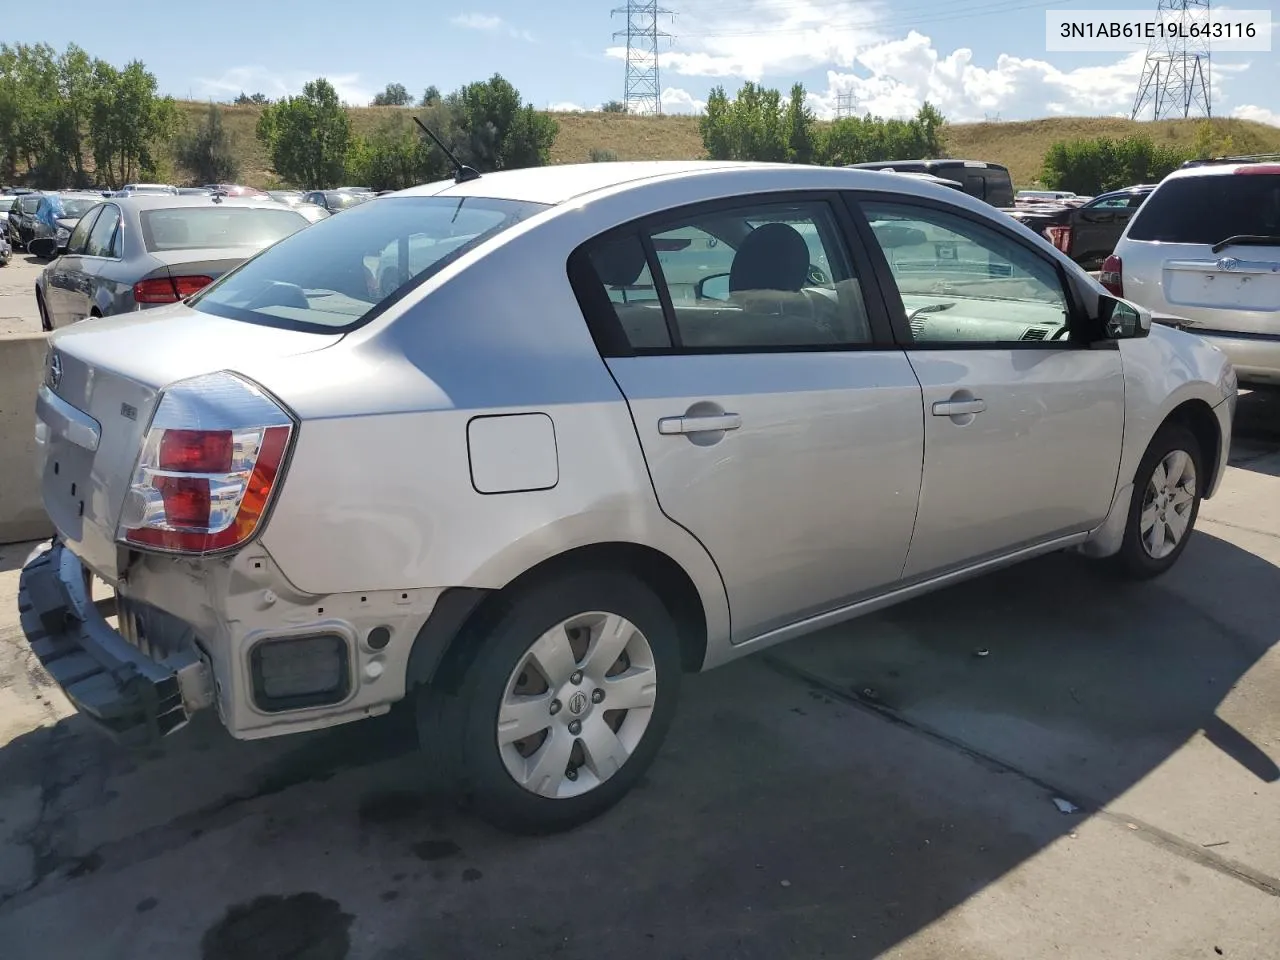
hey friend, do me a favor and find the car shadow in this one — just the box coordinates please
[1230,390,1280,475]
[0,530,1276,959]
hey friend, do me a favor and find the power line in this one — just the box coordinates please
[1131,0,1212,120]
[612,1,676,115]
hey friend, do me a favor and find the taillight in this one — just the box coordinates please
[1044,225,1072,253]
[132,275,214,304]
[1099,255,1123,297]
[117,372,294,555]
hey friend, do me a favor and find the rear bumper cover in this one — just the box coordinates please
[18,540,213,745]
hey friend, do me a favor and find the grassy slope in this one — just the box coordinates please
[181,101,1280,189]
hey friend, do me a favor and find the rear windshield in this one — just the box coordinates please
[58,198,102,218]
[189,195,548,333]
[140,207,309,252]
[1126,174,1280,244]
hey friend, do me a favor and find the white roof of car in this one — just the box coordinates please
[1163,161,1279,181]
[392,160,973,207]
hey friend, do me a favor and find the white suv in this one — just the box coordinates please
[1104,158,1280,388]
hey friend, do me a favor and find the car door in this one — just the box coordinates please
[571,193,925,642]
[851,194,1125,580]
[1071,194,1134,268]
[68,203,122,323]
[44,204,103,328]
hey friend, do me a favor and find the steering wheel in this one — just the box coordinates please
[807,264,829,286]
[1050,324,1071,341]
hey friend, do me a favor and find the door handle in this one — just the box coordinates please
[932,399,986,417]
[658,413,742,435]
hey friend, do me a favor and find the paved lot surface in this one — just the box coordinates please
[0,255,43,336]
[0,395,1278,959]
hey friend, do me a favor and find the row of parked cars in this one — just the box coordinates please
[15,150,1271,836]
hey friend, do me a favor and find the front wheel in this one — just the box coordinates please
[420,571,682,835]
[1110,423,1204,579]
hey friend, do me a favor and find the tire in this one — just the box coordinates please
[418,570,682,835]
[1110,422,1204,580]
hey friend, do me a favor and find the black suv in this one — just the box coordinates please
[847,159,1015,207]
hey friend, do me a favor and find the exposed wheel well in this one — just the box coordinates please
[418,542,710,694]
[1162,399,1221,496]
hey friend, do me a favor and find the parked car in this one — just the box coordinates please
[301,189,374,213]
[21,160,1234,835]
[115,183,179,197]
[34,194,315,331]
[207,183,271,198]
[0,228,10,266]
[267,190,306,206]
[177,187,214,196]
[1005,184,1157,270]
[877,170,965,192]
[848,159,1015,207]
[7,191,52,249]
[27,193,105,259]
[1104,157,1280,388]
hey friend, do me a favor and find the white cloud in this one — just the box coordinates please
[195,66,374,106]
[608,0,890,82]
[661,88,706,114]
[1232,104,1280,126]
[548,101,591,112]
[450,12,535,42]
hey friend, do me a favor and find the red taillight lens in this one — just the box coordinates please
[117,372,294,556]
[154,475,211,528]
[133,278,179,303]
[159,429,233,472]
[1044,225,1072,253]
[173,274,213,297]
[132,275,213,304]
[1099,255,1123,297]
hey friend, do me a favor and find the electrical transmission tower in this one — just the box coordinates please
[1131,0,1212,120]
[834,92,858,119]
[612,1,675,115]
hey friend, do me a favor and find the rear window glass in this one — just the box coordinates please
[189,195,548,333]
[57,198,102,218]
[140,207,308,252]
[1127,174,1280,244]
[21,196,42,213]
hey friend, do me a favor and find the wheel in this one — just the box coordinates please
[36,291,51,332]
[419,570,682,835]
[1110,423,1203,579]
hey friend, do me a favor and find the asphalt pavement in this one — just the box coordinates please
[0,255,43,336]
[0,391,1277,959]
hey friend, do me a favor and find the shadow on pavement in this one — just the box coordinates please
[0,530,1276,959]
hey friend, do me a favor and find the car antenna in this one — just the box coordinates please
[412,115,481,184]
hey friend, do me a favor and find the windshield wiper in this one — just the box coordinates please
[1210,234,1280,254]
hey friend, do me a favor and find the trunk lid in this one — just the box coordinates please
[1159,242,1280,334]
[143,247,260,284]
[36,304,342,582]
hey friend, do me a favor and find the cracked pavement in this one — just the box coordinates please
[0,391,1277,959]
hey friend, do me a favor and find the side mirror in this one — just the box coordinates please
[696,273,731,301]
[1098,294,1150,339]
[28,237,58,260]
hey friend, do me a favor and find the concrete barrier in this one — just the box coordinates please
[0,333,52,545]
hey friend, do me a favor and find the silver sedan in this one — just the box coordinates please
[34,194,316,331]
[23,161,1235,835]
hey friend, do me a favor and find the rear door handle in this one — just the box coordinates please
[658,413,742,435]
[932,399,986,417]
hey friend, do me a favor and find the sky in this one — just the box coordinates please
[5,0,1279,125]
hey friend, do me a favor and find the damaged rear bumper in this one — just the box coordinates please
[18,540,214,746]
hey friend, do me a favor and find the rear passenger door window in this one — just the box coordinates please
[84,205,121,259]
[581,197,877,352]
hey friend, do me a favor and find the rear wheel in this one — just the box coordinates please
[418,570,682,835]
[1110,423,1203,579]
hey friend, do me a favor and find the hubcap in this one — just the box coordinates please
[496,611,658,799]
[1140,449,1197,560]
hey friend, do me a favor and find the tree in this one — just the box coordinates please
[87,58,177,187]
[421,85,441,107]
[346,108,454,190]
[256,77,352,188]
[235,91,269,105]
[784,82,815,164]
[1039,135,1188,194]
[177,101,240,184]
[600,100,626,113]
[698,81,788,162]
[447,74,558,171]
[589,147,618,162]
[371,82,412,106]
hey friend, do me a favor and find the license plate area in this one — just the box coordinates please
[1165,261,1280,312]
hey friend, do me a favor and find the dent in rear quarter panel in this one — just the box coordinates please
[1117,325,1233,496]
[252,221,731,658]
